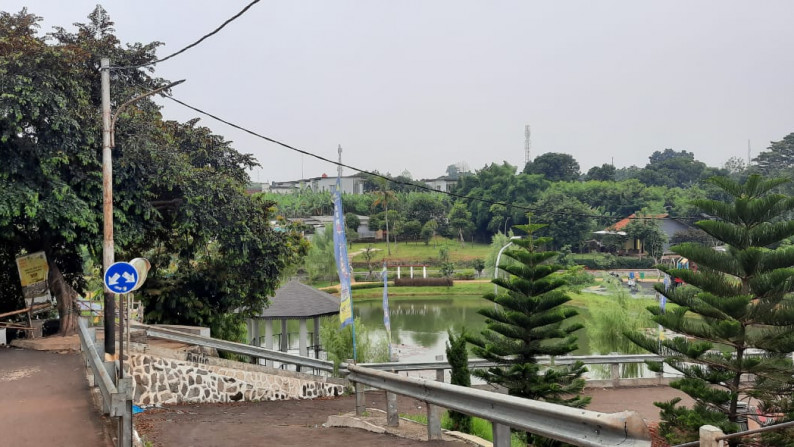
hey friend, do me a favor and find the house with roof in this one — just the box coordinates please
[602,213,693,255]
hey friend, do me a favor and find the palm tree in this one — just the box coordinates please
[372,181,396,255]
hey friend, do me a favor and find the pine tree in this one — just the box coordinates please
[467,221,589,445]
[445,329,472,433]
[627,174,794,445]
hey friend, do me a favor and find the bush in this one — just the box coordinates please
[320,316,389,374]
[394,277,453,287]
[452,269,475,280]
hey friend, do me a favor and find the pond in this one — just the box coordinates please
[354,296,598,363]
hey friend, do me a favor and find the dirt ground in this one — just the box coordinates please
[136,386,693,447]
[0,346,112,447]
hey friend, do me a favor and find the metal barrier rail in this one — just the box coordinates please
[346,364,651,447]
[142,324,337,373]
[359,353,664,372]
[77,318,133,447]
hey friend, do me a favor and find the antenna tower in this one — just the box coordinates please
[524,125,531,166]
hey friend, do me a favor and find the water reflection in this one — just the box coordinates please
[354,296,593,363]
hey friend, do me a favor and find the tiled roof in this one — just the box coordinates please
[255,280,340,320]
[609,213,669,231]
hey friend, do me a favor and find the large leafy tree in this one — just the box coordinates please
[0,8,306,337]
[638,149,719,188]
[533,191,596,251]
[467,220,589,445]
[627,175,794,445]
[453,162,548,240]
[523,152,581,182]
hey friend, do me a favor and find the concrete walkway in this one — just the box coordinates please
[0,346,111,446]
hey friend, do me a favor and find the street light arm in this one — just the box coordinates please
[110,79,186,146]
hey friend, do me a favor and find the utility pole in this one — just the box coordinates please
[101,58,116,359]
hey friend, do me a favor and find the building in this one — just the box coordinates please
[262,174,366,195]
[421,176,458,192]
[604,213,694,254]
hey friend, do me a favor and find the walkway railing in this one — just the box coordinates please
[346,363,651,447]
[77,317,133,447]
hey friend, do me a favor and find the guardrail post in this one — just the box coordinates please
[386,391,399,427]
[427,404,442,440]
[493,423,511,447]
[117,377,134,447]
[611,361,620,387]
[698,425,723,447]
[355,381,366,416]
[424,354,445,440]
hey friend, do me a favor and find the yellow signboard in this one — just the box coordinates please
[16,251,49,287]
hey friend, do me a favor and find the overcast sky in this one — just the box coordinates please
[7,1,794,182]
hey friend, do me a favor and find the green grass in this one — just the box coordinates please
[350,281,492,300]
[349,238,490,266]
[400,411,524,446]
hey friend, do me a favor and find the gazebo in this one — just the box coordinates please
[247,280,340,363]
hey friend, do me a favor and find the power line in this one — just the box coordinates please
[163,94,696,225]
[112,0,261,70]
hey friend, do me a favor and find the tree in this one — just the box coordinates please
[0,8,306,336]
[304,224,336,281]
[467,220,589,445]
[639,149,711,188]
[452,162,548,240]
[445,329,472,433]
[533,191,596,250]
[400,220,422,243]
[585,163,616,181]
[447,201,474,247]
[372,180,396,255]
[752,132,794,176]
[523,152,581,182]
[623,217,667,262]
[627,174,794,445]
[420,219,438,246]
[472,258,485,278]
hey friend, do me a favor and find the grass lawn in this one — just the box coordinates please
[350,281,492,300]
[349,237,490,265]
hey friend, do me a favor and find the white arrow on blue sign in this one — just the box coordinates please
[104,262,139,294]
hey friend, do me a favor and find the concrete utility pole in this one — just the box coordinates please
[101,58,115,359]
[100,58,183,360]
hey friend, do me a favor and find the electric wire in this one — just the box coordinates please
[111,0,261,70]
[163,94,699,225]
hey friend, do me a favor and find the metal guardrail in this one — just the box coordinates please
[142,324,338,373]
[346,364,651,447]
[78,318,133,447]
[359,353,664,371]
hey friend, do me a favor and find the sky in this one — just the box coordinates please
[7,1,794,183]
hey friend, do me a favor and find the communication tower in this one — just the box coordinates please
[524,125,532,166]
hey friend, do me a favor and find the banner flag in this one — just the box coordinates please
[332,178,354,328]
[382,262,392,359]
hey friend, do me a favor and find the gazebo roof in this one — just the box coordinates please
[255,280,340,320]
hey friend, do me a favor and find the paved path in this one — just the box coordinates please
[136,386,693,446]
[0,346,111,446]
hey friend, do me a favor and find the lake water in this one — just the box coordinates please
[354,296,596,363]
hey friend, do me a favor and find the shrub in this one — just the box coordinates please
[453,269,476,280]
[394,277,453,287]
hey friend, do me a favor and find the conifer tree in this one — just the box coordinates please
[627,174,794,445]
[445,329,472,433]
[467,221,589,445]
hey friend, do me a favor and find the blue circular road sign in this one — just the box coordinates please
[104,262,139,294]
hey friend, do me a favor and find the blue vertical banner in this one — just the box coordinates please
[382,262,392,360]
[332,178,354,329]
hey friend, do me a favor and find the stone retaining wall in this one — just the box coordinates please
[129,351,344,406]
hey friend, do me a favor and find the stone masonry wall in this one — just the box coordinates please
[129,352,344,406]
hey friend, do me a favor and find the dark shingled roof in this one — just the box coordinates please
[255,280,340,320]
